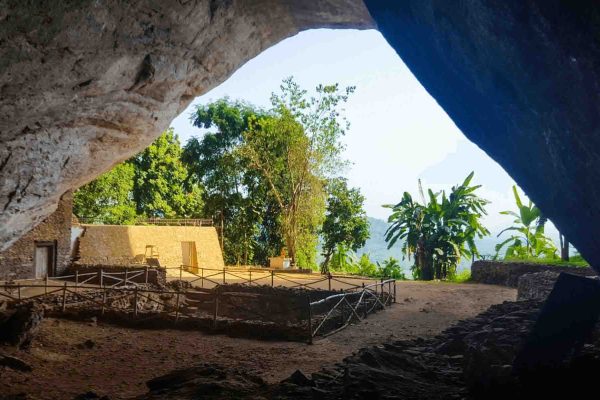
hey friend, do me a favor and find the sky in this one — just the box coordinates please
[169,28,560,244]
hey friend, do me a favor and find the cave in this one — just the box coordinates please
[2,0,600,279]
[2,0,600,276]
[2,1,600,397]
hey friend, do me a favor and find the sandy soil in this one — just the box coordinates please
[0,281,515,400]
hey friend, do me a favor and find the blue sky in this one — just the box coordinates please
[170,28,560,242]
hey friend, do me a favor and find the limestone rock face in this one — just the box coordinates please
[365,0,600,273]
[0,0,374,250]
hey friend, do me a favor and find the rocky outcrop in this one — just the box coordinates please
[365,1,600,274]
[0,303,44,348]
[135,299,600,399]
[0,1,374,251]
[470,260,596,287]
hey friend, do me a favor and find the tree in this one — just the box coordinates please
[182,99,281,265]
[73,162,137,224]
[384,172,489,280]
[495,186,557,259]
[320,178,370,273]
[240,77,353,268]
[133,129,204,218]
[377,257,407,280]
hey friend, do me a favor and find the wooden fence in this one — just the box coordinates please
[307,279,396,343]
[0,271,396,343]
[167,265,377,291]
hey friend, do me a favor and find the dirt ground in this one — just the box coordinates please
[0,281,515,400]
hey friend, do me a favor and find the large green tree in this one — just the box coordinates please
[73,162,137,224]
[240,78,353,268]
[385,172,489,280]
[320,178,370,273]
[183,99,281,265]
[132,129,204,218]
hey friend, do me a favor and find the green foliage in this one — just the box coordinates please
[495,186,557,260]
[240,77,352,268]
[182,99,278,265]
[74,130,203,223]
[320,178,370,273]
[327,248,407,279]
[502,255,589,267]
[329,244,357,273]
[73,162,137,224]
[384,172,489,280]
[449,269,471,283]
[377,257,407,280]
[132,129,203,218]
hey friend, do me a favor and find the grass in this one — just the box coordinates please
[448,270,471,283]
[500,254,589,268]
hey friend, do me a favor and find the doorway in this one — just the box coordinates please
[34,241,56,278]
[181,241,198,273]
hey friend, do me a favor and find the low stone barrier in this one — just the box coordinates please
[471,260,596,288]
[517,271,600,301]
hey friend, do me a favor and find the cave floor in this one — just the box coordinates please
[0,281,515,400]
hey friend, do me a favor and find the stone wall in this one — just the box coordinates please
[471,260,597,288]
[517,271,600,301]
[77,225,224,271]
[0,191,73,280]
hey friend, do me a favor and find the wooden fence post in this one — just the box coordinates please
[328,275,331,291]
[75,270,79,293]
[249,270,252,285]
[102,288,107,315]
[17,284,21,301]
[179,265,183,281]
[145,267,149,284]
[61,282,67,312]
[271,271,274,287]
[45,274,48,295]
[134,287,139,318]
[341,296,346,326]
[201,268,204,288]
[393,280,397,303]
[307,295,313,345]
[99,269,103,287]
[222,268,226,284]
[124,268,129,286]
[175,291,181,323]
[213,292,219,329]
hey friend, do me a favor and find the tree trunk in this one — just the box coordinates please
[417,238,434,280]
[560,234,570,261]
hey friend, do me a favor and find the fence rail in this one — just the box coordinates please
[307,279,396,342]
[0,269,396,343]
[77,217,213,226]
[168,265,373,291]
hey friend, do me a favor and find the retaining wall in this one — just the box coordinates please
[471,260,596,287]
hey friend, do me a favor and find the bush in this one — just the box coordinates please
[449,269,471,283]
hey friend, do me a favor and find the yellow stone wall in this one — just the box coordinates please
[77,225,224,271]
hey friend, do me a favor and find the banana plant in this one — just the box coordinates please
[385,172,489,280]
[495,186,557,259]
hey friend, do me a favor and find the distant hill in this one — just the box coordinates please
[355,217,406,265]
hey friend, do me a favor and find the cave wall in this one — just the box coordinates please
[364,0,600,273]
[0,0,374,251]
